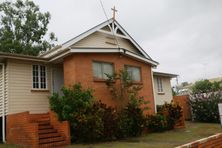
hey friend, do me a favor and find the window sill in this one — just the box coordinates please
[31,89,50,92]
[93,78,116,83]
[157,92,165,95]
[132,82,143,85]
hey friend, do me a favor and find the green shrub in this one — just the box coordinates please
[49,83,93,121]
[190,92,222,123]
[116,102,145,138]
[145,114,168,132]
[72,101,104,142]
[157,101,182,130]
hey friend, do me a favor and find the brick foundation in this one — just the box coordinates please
[6,111,70,147]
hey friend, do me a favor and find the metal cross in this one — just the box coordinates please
[111,6,118,20]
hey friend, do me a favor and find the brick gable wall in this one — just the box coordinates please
[63,53,155,114]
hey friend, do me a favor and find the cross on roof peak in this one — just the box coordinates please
[111,6,118,21]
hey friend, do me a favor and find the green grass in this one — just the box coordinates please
[70,121,222,148]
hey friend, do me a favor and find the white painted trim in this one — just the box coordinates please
[151,70,157,113]
[31,65,48,90]
[125,51,158,66]
[113,21,151,59]
[42,19,155,61]
[0,55,47,62]
[0,63,5,142]
[98,29,129,39]
[49,47,158,66]
[49,50,71,62]
[68,48,158,66]
[70,48,123,53]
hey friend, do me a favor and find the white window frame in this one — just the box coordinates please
[125,65,142,82]
[32,65,48,90]
[92,61,114,80]
[157,77,163,93]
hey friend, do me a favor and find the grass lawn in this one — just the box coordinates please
[71,121,222,148]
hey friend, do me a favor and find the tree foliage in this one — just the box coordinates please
[0,0,57,56]
[105,69,149,110]
[192,79,222,94]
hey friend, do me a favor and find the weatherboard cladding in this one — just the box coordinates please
[41,19,155,63]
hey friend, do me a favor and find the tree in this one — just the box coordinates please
[0,0,57,56]
[192,79,222,94]
[105,69,149,110]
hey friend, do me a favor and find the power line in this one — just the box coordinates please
[98,0,120,49]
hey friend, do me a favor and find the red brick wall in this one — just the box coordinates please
[6,112,39,147]
[173,95,191,120]
[63,53,155,114]
[6,111,70,147]
[177,133,222,148]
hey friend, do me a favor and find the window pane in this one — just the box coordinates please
[132,67,140,81]
[93,62,102,79]
[126,66,141,82]
[157,77,163,92]
[40,66,46,89]
[32,65,39,88]
[32,65,47,89]
[102,63,113,79]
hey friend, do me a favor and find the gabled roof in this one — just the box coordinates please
[40,18,158,66]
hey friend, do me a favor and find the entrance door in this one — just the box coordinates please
[52,66,64,96]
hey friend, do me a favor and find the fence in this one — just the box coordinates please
[173,95,191,120]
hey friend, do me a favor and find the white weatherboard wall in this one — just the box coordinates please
[72,32,142,55]
[7,59,51,114]
[153,76,173,105]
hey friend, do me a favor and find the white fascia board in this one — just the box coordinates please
[69,48,158,66]
[49,50,71,62]
[61,20,113,50]
[125,51,158,66]
[70,48,123,53]
[113,21,151,59]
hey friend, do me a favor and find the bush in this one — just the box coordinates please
[153,101,182,131]
[190,92,222,123]
[145,114,168,132]
[49,83,93,121]
[72,101,118,142]
[116,101,145,138]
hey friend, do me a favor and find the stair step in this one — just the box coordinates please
[39,140,67,148]
[38,129,57,134]
[38,121,50,126]
[36,119,50,122]
[39,136,65,144]
[39,132,61,139]
[39,125,53,130]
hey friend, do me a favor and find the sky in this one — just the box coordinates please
[19,0,222,85]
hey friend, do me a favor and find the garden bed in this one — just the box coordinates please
[71,121,222,148]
